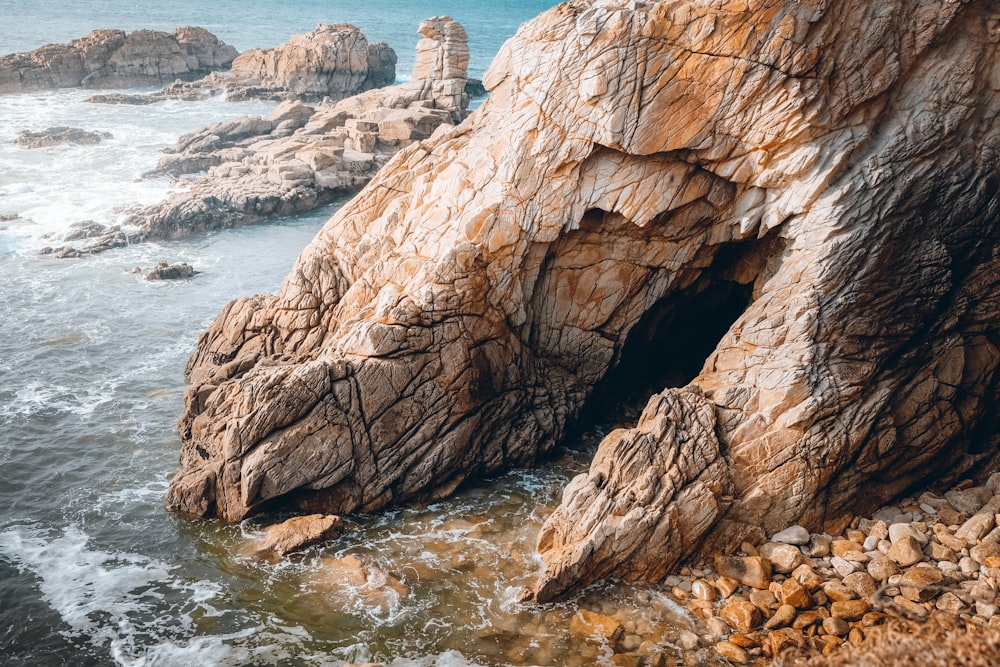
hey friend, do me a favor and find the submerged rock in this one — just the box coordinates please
[314,554,408,612]
[164,0,1000,615]
[0,26,237,93]
[16,127,111,148]
[223,23,397,103]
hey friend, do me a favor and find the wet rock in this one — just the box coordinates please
[246,513,343,559]
[144,260,197,281]
[691,579,716,601]
[16,127,111,148]
[714,556,771,590]
[315,554,408,612]
[714,576,739,599]
[749,588,776,616]
[759,542,802,574]
[714,641,749,664]
[720,599,761,634]
[0,26,236,94]
[706,616,730,637]
[63,221,107,241]
[569,609,624,643]
[771,526,810,546]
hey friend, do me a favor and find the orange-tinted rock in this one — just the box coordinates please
[0,27,236,93]
[159,0,1000,609]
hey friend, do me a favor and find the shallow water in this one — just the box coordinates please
[0,2,718,665]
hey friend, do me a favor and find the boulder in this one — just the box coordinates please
[161,0,1000,614]
[144,261,197,281]
[244,513,343,559]
[16,127,111,148]
[223,23,396,103]
[0,27,237,94]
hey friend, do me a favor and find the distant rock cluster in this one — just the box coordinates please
[57,17,472,253]
[0,26,237,93]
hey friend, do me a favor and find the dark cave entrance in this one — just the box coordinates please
[574,242,758,438]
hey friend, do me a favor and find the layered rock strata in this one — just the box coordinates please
[165,0,1000,615]
[62,17,470,251]
[0,27,237,93]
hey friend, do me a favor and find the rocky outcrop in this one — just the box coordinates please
[60,18,470,252]
[0,27,237,93]
[165,0,1000,613]
[219,23,396,103]
[142,261,197,281]
[242,513,343,560]
[16,127,111,148]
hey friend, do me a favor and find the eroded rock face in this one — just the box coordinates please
[166,0,1000,609]
[0,27,237,93]
[224,23,396,102]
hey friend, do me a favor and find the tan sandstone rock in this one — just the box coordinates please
[244,513,343,560]
[224,23,396,102]
[0,27,236,94]
[162,0,1000,611]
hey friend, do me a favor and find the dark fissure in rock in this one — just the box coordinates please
[576,242,757,433]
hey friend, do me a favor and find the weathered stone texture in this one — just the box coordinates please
[166,0,1000,607]
[0,27,237,93]
[223,23,396,102]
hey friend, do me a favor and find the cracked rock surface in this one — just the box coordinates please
[167,0,1000,606]
[0,26,237,93]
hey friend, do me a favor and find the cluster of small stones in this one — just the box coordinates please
[660,473,1000,664]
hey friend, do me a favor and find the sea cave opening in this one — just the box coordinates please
[575,242,758,439]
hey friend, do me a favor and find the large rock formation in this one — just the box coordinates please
[0,27,237,93]
[221,23,397,102]
[61,18,469,250]
[165,0,1000,609]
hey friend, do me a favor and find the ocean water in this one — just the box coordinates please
[0,3,711,665]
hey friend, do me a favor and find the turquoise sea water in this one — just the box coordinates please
[0,2,712,665]
[0,0,553,78]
